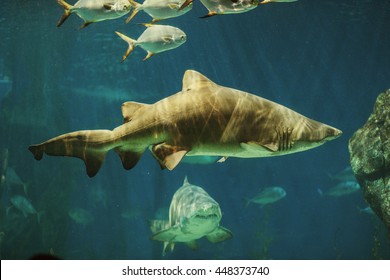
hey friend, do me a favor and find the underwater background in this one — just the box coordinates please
[0,0,390,260]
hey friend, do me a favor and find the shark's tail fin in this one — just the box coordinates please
[29,130,113,177]
[56,0,73,27]
[115,31,137,62]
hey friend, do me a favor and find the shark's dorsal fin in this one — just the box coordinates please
[182,70,217,94]
[183,176,190,185]
[121,102,148,123]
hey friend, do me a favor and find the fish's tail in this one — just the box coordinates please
[115,31,136,62]
[125,0,141,24]
[28,130,114,177]
[56,0,73,27]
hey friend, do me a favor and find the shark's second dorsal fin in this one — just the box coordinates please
[121,101,148,123]
[182,70,217,94]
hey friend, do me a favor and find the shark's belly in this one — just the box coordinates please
[187,143,275,158]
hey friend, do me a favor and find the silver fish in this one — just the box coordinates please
[126,0,192,24]
[318,180,360,197]
[180,0,297,17]
[328,166,356,182]
[246,186,286,207]
[28,70,342,177]
[115,24,187,61]
[150,177,232,255]
[68,207,94,225]
[56,0,132,29]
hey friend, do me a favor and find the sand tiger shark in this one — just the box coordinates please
[149,176,232,255]
[28,70,342,177]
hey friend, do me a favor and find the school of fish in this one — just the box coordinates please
[55,0,299,60]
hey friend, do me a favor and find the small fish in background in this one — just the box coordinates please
[68,207,94,225]
[317,180,360,197]
[3,167,30,196]
[245,186,286,207]
[115,24,187,61]
[8,195,44,223]
[0,148,8,193]
[150,176,232,256]
[56,0,132,29]
[358,206,375,215]
[120,206,143,220]
[126,0,193,24]
[328,166,356,182]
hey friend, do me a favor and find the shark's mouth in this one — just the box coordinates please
[194,213,219,220]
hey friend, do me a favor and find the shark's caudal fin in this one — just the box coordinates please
[28,130,113,177]
[56,0,73,27]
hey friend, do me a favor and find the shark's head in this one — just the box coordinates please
[265,117,342,155]
[171,178,223,235]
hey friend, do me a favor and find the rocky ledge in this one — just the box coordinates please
[349,89,390,238]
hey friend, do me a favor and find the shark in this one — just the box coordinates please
[28,70,342,177]
[149,176,232,255]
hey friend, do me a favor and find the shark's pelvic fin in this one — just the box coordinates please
[150,143,188,170]
[206,226,233,243]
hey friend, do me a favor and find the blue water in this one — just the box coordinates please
[0,0,389,259]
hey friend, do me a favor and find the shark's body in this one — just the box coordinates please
[150,177,232,255]
[29,70,342,177]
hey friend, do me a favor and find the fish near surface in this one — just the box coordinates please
[179,0,297,17]
[115,24,187,61]
[56,0,132,29]
[150,177,232,255]
[246,186,286,207]
[28,70,342,177]
[126,0,192,24]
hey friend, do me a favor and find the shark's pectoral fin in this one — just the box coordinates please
[115,149,143,170]
[162,241,175,256]
[206,226,233,243]
[151,226,180,242]
[150,143,188,170]
[240,141,278,152]
[185,240,198,250]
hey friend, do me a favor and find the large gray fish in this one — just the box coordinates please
[56,0,132,29]
[28,70,342,177]
[150,177,232,255]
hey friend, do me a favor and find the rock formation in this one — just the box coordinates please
[349,89,390,239]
